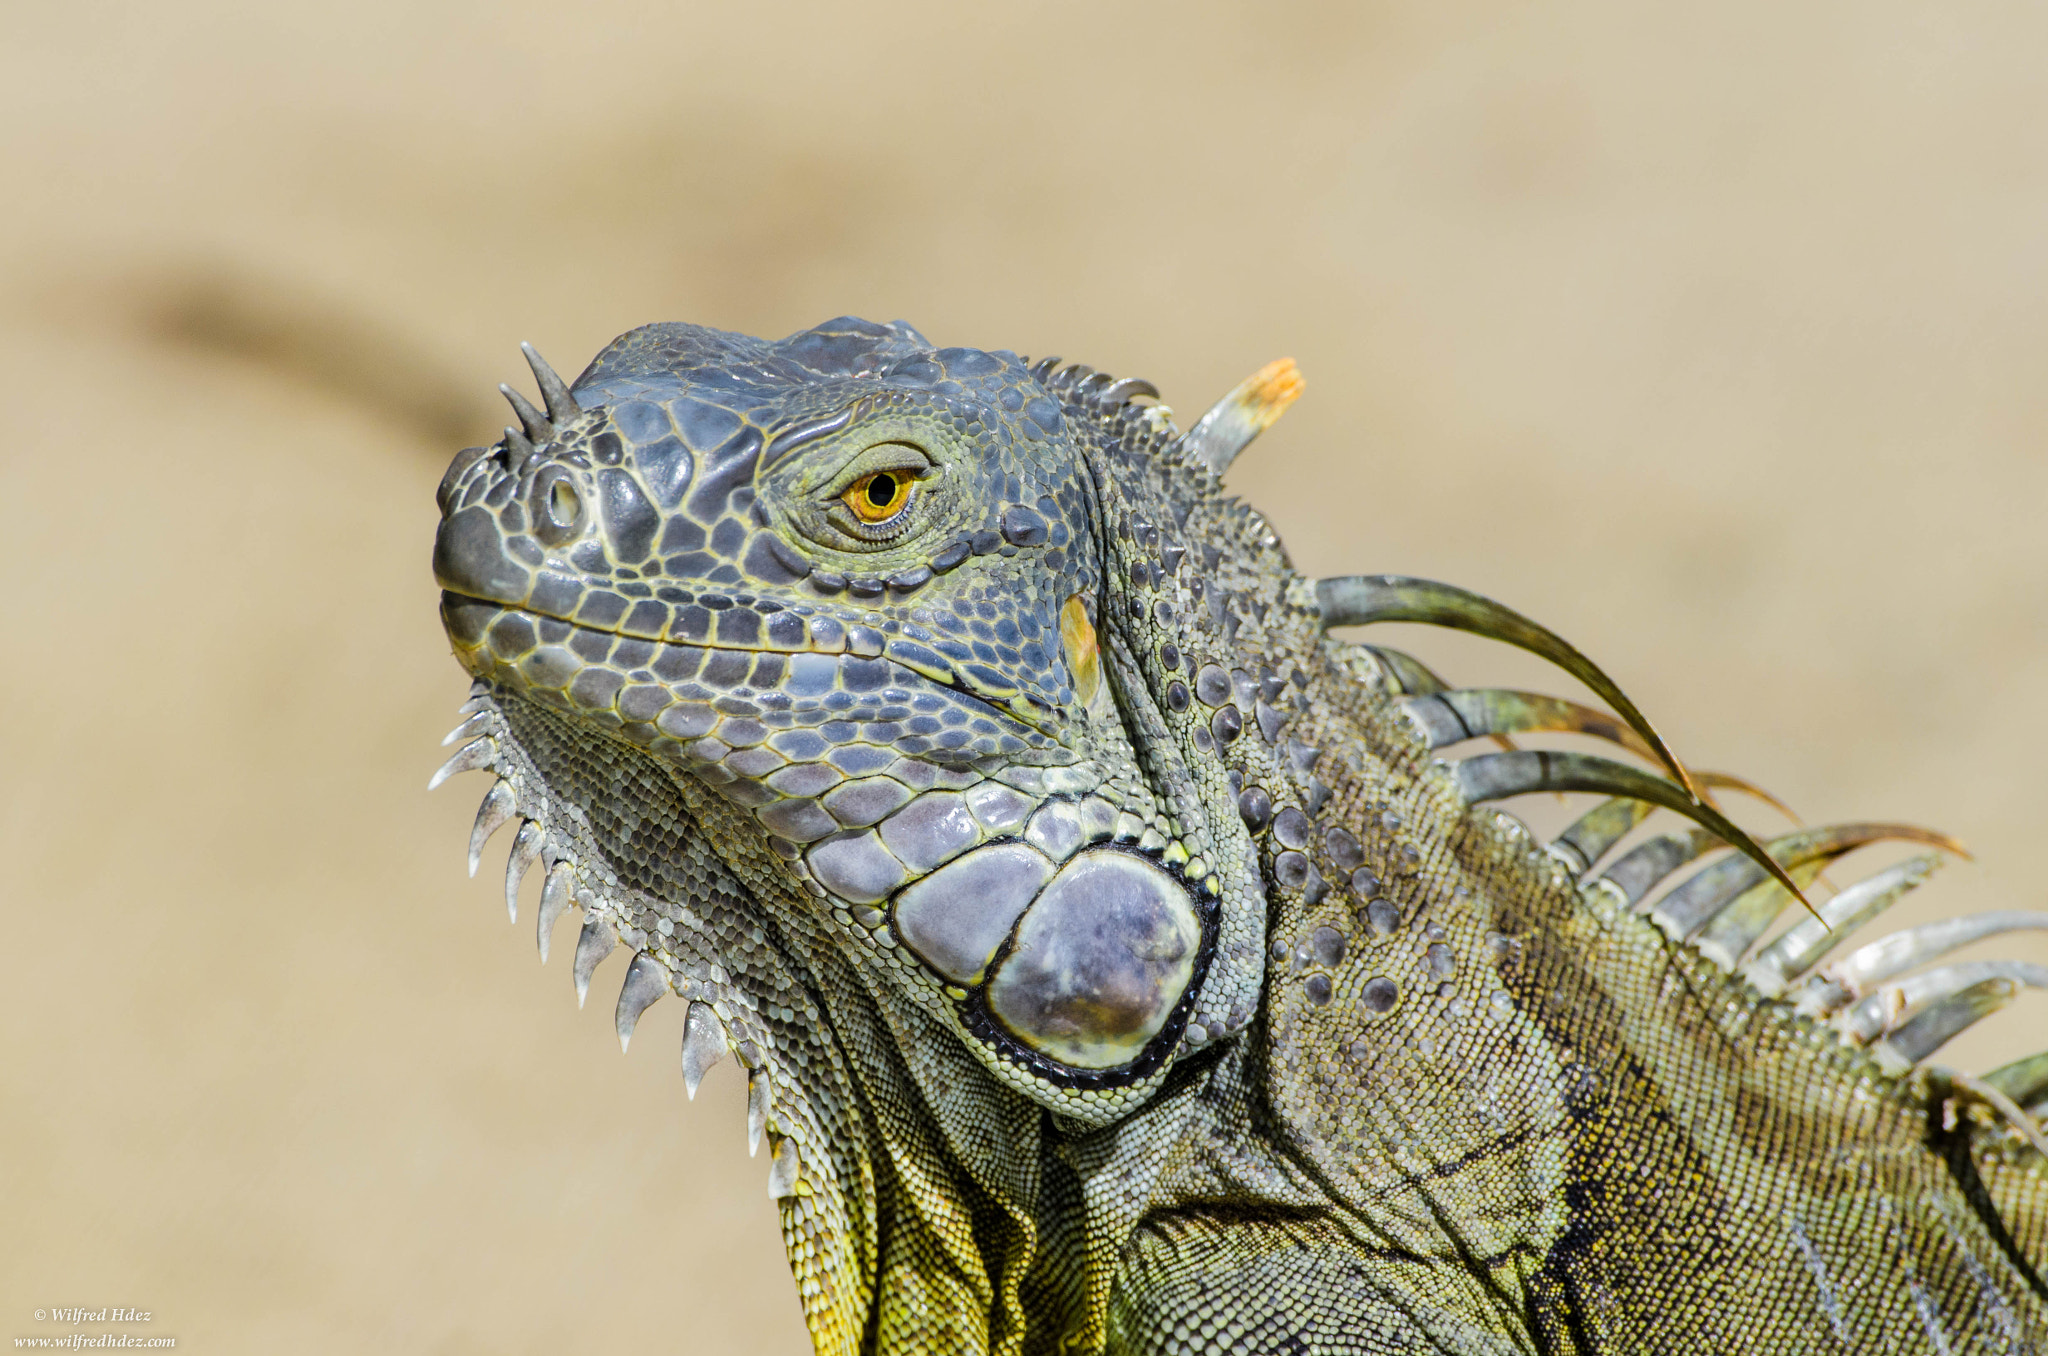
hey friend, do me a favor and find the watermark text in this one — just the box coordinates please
[16,1307,171,1350]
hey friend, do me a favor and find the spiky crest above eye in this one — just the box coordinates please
[493,342,584,474]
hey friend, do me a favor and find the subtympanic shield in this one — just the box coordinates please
[982,849,1201,1069]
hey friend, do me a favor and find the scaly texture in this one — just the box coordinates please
[429,318,2048,1354]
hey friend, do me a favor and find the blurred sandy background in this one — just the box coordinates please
[4,2,2046,1351]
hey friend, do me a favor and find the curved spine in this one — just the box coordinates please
[1318,574,1700,801]
[1453,751,1805,907]
[1743,854,1944,996]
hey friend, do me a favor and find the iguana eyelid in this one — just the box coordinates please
[808,441,940,545]
[828,493,917,541]
[817,440,936,504]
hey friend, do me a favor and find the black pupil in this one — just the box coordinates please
[865,474,898,509]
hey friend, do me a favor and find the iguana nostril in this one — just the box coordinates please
[532,468,585,546]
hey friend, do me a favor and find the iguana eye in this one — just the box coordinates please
[842,470,913,524]
[810,441,936,548]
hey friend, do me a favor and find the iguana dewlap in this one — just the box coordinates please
[429,317,2048,1354]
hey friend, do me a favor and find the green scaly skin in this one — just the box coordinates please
[429,317,2048,1353]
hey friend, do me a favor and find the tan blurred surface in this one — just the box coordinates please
[5,3,2047,1351]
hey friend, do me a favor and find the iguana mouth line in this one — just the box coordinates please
[440,587,1056,735]
[442,585,874,656]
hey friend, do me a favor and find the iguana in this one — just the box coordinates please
[428,316,2048,1354]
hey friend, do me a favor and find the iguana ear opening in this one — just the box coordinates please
[1061,593,1106,714]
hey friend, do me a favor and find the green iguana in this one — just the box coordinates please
[428,316,2048,1354]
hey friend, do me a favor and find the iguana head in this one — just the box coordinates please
[431,317,1269,1124]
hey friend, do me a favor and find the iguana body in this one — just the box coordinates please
[429,317,2048,1353]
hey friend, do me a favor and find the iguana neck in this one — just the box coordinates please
[658,761,1090,1356]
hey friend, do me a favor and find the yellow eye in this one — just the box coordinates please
[842,470,913,523]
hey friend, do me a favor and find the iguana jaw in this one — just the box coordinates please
[436,589,1050,755]
[431,562,1068,732]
